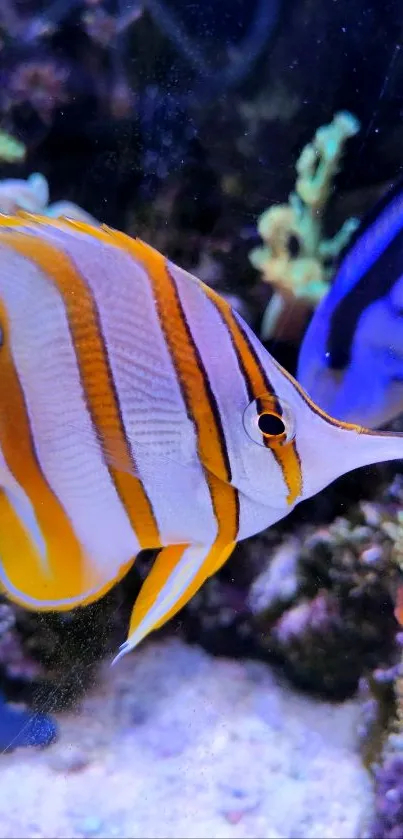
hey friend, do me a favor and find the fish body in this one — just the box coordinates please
[297,182,403,428]
[0,214,403,660]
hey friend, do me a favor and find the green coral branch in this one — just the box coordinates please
[250,111,361,339]
[0,131,26,163]
[295,111,359,210]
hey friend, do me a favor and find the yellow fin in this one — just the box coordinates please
[113,540,236,663]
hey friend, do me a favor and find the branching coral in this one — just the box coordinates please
[250,111,360,339]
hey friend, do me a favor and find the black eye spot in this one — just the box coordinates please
[325,347,349,370]
[258,412,286,437]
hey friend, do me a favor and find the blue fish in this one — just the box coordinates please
[297,182,403,428]
[0,692,57,752]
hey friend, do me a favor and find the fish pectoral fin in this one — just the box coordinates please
[112,540,236,664]
[0,486,136,611]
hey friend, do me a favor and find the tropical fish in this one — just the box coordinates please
[1,214,403,664]
[0,693,57,752]
[297,182,403,428]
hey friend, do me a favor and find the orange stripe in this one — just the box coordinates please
[103,233,239,545]
[0,230,160,550]
[136,246,232,484]
[0,217,304,506]
[1,217,374,469]
[0,486,135,610]
[0,216,368,442]
[203,285,302,505]
[0,301,99,605]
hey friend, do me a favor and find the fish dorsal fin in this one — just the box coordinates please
[0,211,110,238]
[0,212,169,275]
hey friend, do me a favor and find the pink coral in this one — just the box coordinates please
[8,60,69,124]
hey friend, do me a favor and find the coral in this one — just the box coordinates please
[82,6,143,50]
[257,508,399,698]
[268,590,362,697]
[356,671,396,773]
[295,113,357,209]
[183,577,256,659]
[366,586,403,837]
[0,601,47,685]
[178,465,403,702]
[182,506,399,699]
[0,171,99,221]
[0,0,280,178]
[181,527,287,659]
[7,59,70,126]
[362,596,403,838]
[196,470,401,700]
[0,1,143,167]
[249,111,360,340]
[370,754,403,839]
[0,130,25,162]
[0,171,49,214]
[366,650,403,839]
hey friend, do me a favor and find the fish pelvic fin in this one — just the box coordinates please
[112,540,236,664]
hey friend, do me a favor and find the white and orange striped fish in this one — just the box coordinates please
[0,213,402,663]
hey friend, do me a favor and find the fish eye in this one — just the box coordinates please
[243,395,295,447]
[257,412,286,437]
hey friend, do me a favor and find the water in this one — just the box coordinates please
[0,1,402,836]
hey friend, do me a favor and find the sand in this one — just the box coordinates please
[0,636,372,838]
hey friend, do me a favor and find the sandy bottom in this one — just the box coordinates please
[0,636,372,839]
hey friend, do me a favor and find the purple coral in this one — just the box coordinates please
[370,756,403,839]
[272,591,341,644]
[7,59,69,124]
